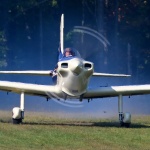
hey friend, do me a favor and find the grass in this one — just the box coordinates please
[0,111,150,150]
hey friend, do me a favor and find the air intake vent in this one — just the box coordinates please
[61,63,68,68]
[84,63,92,69]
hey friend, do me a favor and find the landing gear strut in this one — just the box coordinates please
[118,94,131,127]
[12,92,25,124]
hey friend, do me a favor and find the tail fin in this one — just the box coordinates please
[60,14,64,54]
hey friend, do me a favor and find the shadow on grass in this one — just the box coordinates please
[0,119,149,128]
[0,118,12,123]
[22,121,150,128]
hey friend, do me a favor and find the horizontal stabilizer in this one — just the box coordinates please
[0,70,52,76]
[93,72,131,77]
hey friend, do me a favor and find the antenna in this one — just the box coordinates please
[60,14,64,54]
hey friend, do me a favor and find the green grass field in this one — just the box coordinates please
[0,111,150,150]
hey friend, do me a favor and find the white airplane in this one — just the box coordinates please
[0,14,150,127]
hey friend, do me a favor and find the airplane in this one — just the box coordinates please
[0,14,150,127]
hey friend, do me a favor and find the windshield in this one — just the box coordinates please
[63,48,81,58]
[59,48,81,61]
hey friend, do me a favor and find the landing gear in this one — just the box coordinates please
[119,113,131,127]
[12,92,25,124]
[12,118,22,124]
[118,95,131,127]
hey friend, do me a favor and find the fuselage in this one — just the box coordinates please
[57,57,94,97]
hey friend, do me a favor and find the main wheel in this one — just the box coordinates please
[12,107,23,124]
[120,122,131,128]
[12,118,22,124]
[124,123,130,128]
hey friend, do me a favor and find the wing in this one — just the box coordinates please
[0,81,62,98]
[84,85,150,99]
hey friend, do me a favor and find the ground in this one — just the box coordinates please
[0,111,150,150]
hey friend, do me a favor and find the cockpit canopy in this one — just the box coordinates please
[63,48,81,58]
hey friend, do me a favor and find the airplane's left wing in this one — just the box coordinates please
[0,81,62,98]
[84,84,150,99]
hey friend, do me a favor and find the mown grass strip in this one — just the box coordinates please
[0,111,150,150]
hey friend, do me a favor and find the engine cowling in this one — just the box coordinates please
[57,58,94,96]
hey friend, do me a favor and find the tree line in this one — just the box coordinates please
[0,0,149,82]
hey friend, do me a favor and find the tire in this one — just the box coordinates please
[120,122,130,128]
[12,118,22,124]
[124,123,130,128]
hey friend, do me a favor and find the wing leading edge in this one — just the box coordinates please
[0,81,62,98]
[84,84,150,99]
[0,81,150,100]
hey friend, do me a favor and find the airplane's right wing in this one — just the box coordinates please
[83,84,150,99]
[0,80,62,98]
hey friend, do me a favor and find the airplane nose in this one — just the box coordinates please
[70,60,82,75]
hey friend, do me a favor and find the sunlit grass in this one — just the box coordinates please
[0,111,150,150]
